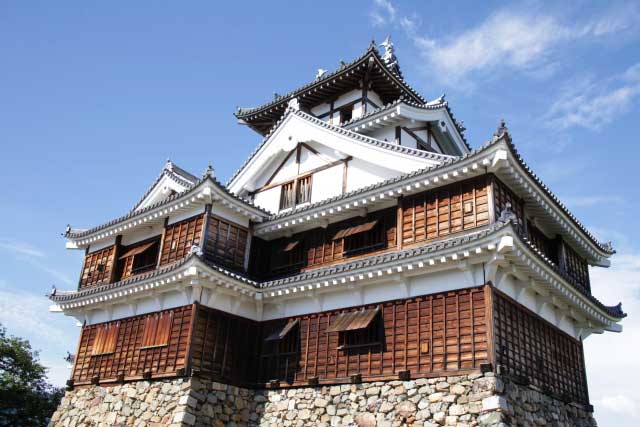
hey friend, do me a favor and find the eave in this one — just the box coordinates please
[49,219,624,331]
[65,176,270,249]
[343,98,471,153]
[226,108,455,194]
[234,45,425,135]
[252,137,614,263]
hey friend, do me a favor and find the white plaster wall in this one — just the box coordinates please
[253,186,281,214]
[311,165,343,204]
[167,205,206,225]
[298,147,330,174]
[212,203,251,228]
[121,223,164,246]
[88,237,117,253]
[346,158,399,193]
[272,153,298,183]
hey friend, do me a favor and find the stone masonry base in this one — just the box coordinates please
[49,373,597,427]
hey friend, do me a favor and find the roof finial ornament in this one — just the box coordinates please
[202,162,215,179]
[165,158,174,172]
[50,284,56,296]
[380,36,400,75]
[188,244,203,257]
[494,119,509,138]
[274,92,280,100]
[368,38,377,51]
[497,202,517,224]
[315,68,328,80]
[603,241,614,253]
[339,59,347,70]
[287,97,300,111]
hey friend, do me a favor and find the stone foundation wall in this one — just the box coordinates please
[49,374,597,427]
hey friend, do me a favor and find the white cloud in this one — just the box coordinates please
[379,2,640,88]
[369,0,397,27]
[0,281,77,387]
[0,238,45,257]
[596,395,640,419]
[545,64,640,130]
[586,253,640,426]
[0,237,73,285]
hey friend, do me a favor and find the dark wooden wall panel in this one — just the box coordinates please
[562,241,590,292]
[71,305,194,384]
[189,305,260,385]
[159,215,204,266]
[492,177,525,228]
[402,176,490,245]
[258,286,488,385]
[492,290,589,404]
[79,246,116,290]
[203,215,248,271]
[251,207,397,279]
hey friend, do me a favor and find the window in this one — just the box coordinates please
[141,312,173,348]
[326,307,381,350]
[263,319,299,355]
[296,175,312,204]
[91,323,120,356]
[117,239,160,280]
[280,181,295,210]
[279,176,312,211]
[339,106,353,124]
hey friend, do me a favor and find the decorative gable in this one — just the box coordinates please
[133,160,198,212]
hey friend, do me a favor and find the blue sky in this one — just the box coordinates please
[1,1,639,424]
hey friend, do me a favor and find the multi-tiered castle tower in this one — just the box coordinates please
[49,40,624,427]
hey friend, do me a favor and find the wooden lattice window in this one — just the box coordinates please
[327,307,381,350]
[79,246,116,289]
[91,323,120,356]
[563,242,590,292]
[296,175,312,205]
[280,181,295,210]
[493,290,589,404]
[141,312,173,349]
[159,215,204,266]
[116,238,161,280]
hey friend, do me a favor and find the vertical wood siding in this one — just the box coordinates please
[203,215,248,271]
[257,286,488,385]
[79,246,116,290]
[159,215,204,266]
[71,305,193,384]
[251,207,397,278]
[492,290,589,404]
[401,176,490,245]
[562,241,591,292]
[189,305,260,385]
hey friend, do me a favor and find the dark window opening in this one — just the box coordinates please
[327,307,382,350]
[339,106,353,124]
[116,239,161,280]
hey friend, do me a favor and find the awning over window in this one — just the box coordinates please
[283,240,300,252]
[119,241,156,260]
[265,319,299,341]
[332,219,379,240]
[326,307,380,333]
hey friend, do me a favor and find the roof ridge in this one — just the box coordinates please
[130,160,199,213]
[225,107,454,188]
[234,44,426,119]
[66,175,270,240]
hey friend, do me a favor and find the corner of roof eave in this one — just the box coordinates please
[494,141,615,261]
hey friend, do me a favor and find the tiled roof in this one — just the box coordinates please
[51,218,625,320]
[65,174,270,239]
[234,43,426,119]
[256,132,614,256]
[226,107,455,188]
[130,160,199,212]
[342,98,471,152]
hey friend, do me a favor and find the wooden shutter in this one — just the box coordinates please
[141,312,173,348]
[91,323,119,356]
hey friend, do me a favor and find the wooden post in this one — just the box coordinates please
[109,235,122,284]
[486,174,497,224]
[396,197,404,249]
[484,283,496,369]
[156,217,170,268]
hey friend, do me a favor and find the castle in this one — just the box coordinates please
[49,39,624,427]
